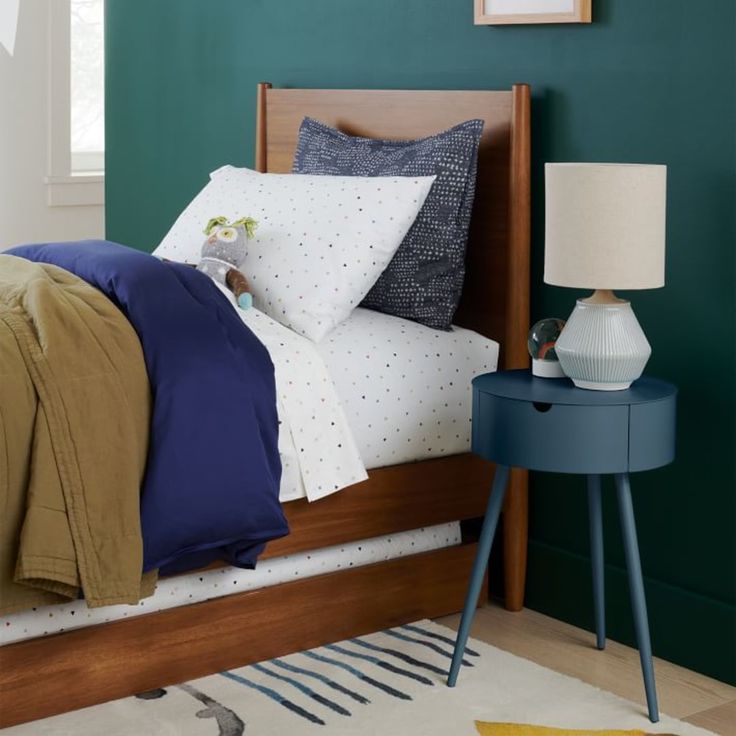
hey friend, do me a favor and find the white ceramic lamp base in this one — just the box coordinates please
[555,291,652,391]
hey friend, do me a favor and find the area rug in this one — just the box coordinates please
[2,621,715,735]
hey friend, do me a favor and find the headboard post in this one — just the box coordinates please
[506,83,531,370]
[255,82,272,173]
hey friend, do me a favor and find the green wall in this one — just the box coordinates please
[105,0,736,683]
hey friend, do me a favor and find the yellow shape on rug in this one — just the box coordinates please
[476,724,677,736]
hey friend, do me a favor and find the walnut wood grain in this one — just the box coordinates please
[505,83,531,372]
[0,543,483,728]
[263,453,495,559]
[501,83,531,610]
[503,467,529,611]
[255,82,269,171]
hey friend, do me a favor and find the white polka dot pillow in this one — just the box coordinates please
[293,118,484,331]
[155,166,435,342]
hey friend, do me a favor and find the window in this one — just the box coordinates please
[46,0,105,206]
[71,0,104,173]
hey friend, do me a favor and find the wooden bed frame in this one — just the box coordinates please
[0,84,531,728]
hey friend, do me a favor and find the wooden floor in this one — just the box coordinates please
[436,603,736,736]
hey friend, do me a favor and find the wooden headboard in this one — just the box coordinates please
[255,83,531,369]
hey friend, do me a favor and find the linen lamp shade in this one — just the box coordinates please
[544,163,667,290]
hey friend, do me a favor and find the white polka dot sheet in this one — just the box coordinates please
[221,288,368,503]
[154,166,435,342]
[214,287,499,501]
[317,307,500,469]
[0,523,461,646]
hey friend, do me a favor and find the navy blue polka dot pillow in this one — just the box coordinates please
[293,117,484,331]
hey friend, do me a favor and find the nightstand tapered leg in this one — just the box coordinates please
[447,464,510,687]
[587,474,605,650]
[615,472,659,723]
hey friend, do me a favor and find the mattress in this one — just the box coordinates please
[319,307,500,470]
[217,285,499,504]
[0,522,461,646]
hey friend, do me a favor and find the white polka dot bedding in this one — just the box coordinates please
[0,523,461,645]
[215,285,499,504]
[0,299,497,643]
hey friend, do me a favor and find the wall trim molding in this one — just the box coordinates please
[524,539,736,685]
[44,174,104,207]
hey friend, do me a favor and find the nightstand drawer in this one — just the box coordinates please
[472,390,630,473]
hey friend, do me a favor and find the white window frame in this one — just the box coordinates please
[45,0,104,207]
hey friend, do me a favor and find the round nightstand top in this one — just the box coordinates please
[473,369,676,407]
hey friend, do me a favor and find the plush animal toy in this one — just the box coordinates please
[197,216,258,309]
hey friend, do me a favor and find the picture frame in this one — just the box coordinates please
[475,0,591,25]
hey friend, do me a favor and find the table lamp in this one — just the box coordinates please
[544,163,667,391]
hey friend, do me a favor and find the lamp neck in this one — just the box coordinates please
[582,289,626,305]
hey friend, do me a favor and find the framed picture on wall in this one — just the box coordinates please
[475,0,591,25]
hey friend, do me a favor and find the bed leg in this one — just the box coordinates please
[502,467,528,611]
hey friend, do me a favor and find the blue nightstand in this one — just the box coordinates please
[447,369,677,723]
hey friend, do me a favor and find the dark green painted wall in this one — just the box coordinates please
[105,0,736,682]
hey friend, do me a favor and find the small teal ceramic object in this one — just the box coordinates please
[237,292,253,310]
[527,317,566,378]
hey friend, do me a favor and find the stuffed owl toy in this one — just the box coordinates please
[197,216,258,309]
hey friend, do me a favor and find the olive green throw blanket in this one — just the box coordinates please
[0,256,155,614]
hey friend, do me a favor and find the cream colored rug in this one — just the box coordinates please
[2,621,715,735]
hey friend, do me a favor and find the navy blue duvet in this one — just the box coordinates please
[8,240,288,574]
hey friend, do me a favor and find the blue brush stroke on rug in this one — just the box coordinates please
[271,659,371,704]
[325,643,434,686]
[222,670,325,725]
[349,637,447,675]
[252,663,352,716]
[386,628,473,666]
[8,240,287,573]
[302,650,412,700]
[402,623,480,657]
